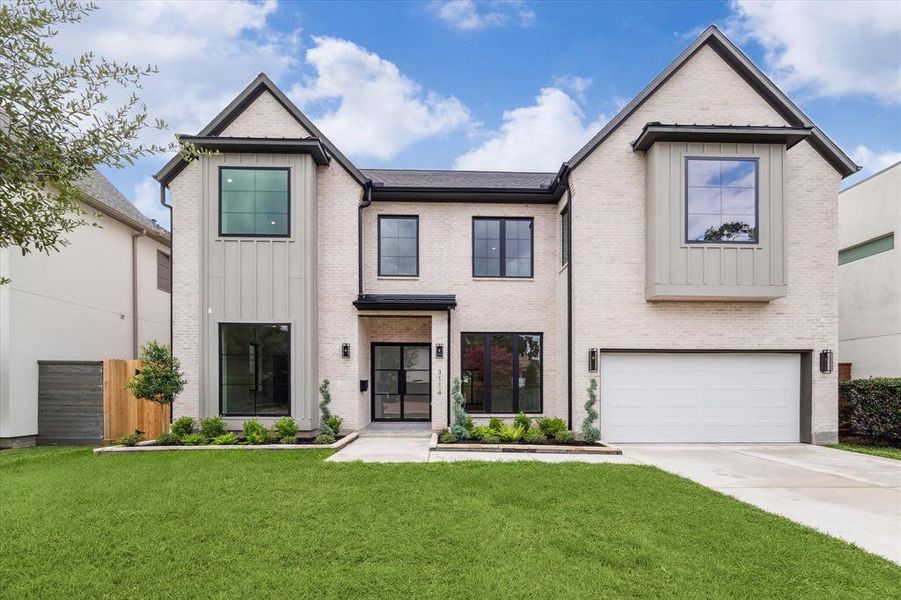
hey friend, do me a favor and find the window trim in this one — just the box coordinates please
[218,322,292,417]
[377,214,420,277]
[684,156,759,246]
[156,249,171,293]
[218,166,291,239]
[560,205,569,267]
[460,331,543,414]
[471,217,534,278]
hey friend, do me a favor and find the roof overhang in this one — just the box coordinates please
[77,192,171,246]
[353,294,457,311]
[632,124,813,152]
[369,186,562,204]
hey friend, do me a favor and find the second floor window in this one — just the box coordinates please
[473,217,533,278]
[156,250,171,293]
[379,215,419,276]
[220,167,289,237]
[686,158,758,244]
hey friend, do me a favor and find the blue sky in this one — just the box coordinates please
[54,1,900,228]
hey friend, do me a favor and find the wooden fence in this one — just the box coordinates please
[102,359,171,442]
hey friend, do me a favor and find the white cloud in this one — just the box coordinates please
[552,75,592,103]
[727,0,901,104]
[850,145,901,175]
[432,1,536,31]
[288,36,472,161]
[454,87,607,171]
[133,177,170,229]
[51,0,298,147]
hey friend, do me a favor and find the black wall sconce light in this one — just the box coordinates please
[341,343,350,359]
[435,343,444,359]
[819,349,833,374]
[588,348,598,372]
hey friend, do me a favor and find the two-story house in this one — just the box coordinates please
[155,26,857,445]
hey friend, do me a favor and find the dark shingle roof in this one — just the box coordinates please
[362,169,557,190]
[75,170,169,239]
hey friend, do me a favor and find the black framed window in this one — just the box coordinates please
[219,167,289,237]
[686,158,758,244]
[561,205,569,266]
[472,217,533,278]
[461,332,542,413]
[219,323,290,416]
[156,250,171,293]
[378,215,419,276]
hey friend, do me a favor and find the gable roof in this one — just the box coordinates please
[154,73,367,187]
[363,169,556,190]
[75,170,170,245]
[567,25,859,178]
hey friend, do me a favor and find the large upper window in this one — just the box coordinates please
[686,158,758,244]
[220,323,290,416]
[461,333,542,414]
[220,167,289,237]
[472,217,533,278]
[378,215,419,276]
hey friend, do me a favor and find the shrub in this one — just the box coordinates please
[554,430,575,444]
[200,416,226,439]
[313,433,335,445]
[481,433,501,444]
[470,426,493,441]
[523,429,547,444]
[496,424,525,443]
[274,417,299,442]
[582,378,600,443]
[841,378,901,442]
[318,379,340,436]
[513,412,532,432]
[211,432,239,445]
[126,342,187,438]
[243,418,267,439]
[438,429,458,444]
[180,432,207,446]
[116,432,142,447]
[171,416,196,437]
[325,415,343,435]
[488,417,505,431]
[155,432,181,446]
[537,417,566,437]
[450,378,471,439]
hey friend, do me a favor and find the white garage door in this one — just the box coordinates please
[600,353,800,443]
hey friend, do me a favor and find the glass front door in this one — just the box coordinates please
[372,344,431,421]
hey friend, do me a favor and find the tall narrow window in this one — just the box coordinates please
[156,250,171,293]
[378,216,419,276]
[472,217,533,278]
[220,323,290,416]
[686,158,758,244]
[461,332,542,413]
[220,167,289,237]
[561,205,569,266]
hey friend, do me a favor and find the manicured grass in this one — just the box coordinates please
[1,448,898,598]
[829,442,901,461]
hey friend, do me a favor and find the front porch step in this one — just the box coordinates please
[358,422,434,438]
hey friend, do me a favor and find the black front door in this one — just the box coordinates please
[371,343,431,421]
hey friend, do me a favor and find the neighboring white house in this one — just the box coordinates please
[838,161,900,379]
[0,170,172,448]
[157,26,858,445]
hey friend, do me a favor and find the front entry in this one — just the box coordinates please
[371,343,431,421]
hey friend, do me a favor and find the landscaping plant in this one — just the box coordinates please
[180,433,206,446]
[325,415,343,436]
[496,424,525,443]
[523,429,547,444]
[582,378,600,443]
[450,378,471,439]
[200,416,226,440]
[115,432,143,447]
[488,417,505,432]
[211,432,239,446]
[126,342,187,435]
[171,416,196,437]
[513,412,532,432]
[554,430,575,443]
[155,432,181,446]
[470,426,492,441]
[243,419,269,445]
[438,429,458,444]
[537,417,566,438]
[318,379,341,436]
[840,378,901,443]
[313,433,335,445]
[274,417,299,443]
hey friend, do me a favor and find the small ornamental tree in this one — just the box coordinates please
[582,378,600,443]
[126,341,186,434]
[318,379,335,436]
[450,377,469,439]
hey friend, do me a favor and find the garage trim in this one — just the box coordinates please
[598,349,813,443]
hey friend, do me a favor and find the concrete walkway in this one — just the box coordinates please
[623,444,901,564]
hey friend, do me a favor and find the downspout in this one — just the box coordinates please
[357,182,373,298]
[564,166,574,431]
[159,182,173,351]
[131,229,147,358]
[446,307,452,427]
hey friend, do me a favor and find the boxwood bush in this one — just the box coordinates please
[840,378,901,442]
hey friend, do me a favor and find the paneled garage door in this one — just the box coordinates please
[600,353,800,443]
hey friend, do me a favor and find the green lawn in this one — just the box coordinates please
[829,443,901,461]
[1,448,898,598]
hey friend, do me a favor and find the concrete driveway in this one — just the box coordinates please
[623,444,901,564]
